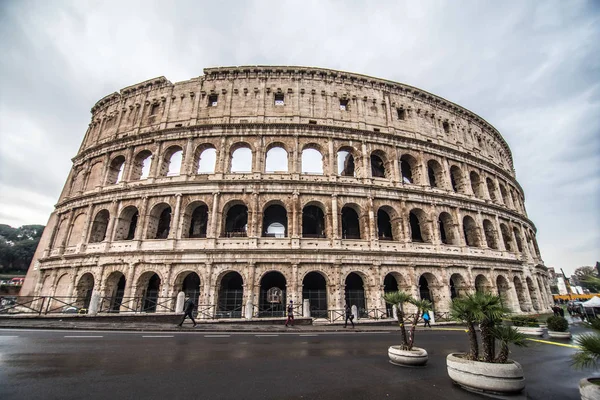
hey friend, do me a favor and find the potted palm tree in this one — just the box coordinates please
[383,291,432,367]
[447,292,527,394]
[573,318,600,400]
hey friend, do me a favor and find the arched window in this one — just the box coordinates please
[224,204,248,237]
[89,210,110,243]
[337,149,355,177]
[146,203,172,239]
[427,159,443,188]
[262,204,288,238]
[131,150,152,180]
[370,153,386,178]
[400,154,419,184]
[462,216,480,247]
[513,227,523,252]
[483,219,498,249]
[301,148,323,174]
[470,171,483,198]
[377,209,393,240]
[486,178,498,202]
[499,183,510,206]
[106,156,126,184]
[409,211,423,242]
[500,223,513,251]
[438,212,457,245]
[450,165,464,193]
[341,206,361,239]
[197,147,216,174]
[231,146,252,173]
[159,146,183,177]
[114,206,139,241]
[265,146,288,173]
[188,205,209,238]
[302,204,326,238]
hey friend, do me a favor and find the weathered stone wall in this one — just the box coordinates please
[22,66,552,316]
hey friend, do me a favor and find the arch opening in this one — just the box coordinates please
[231,146,252,173]
[302,272,328,318]
[427,159,443,188]
[197,147,217,174]
[470,171,483,198]
[262,204,288,238]
[265,146,288,173]
[259,271,287,317]
[341,206,361,239]
[146,204,172,239]
[141,273,161,313]
[131,150,152,180]
[89,210,110,243]
[483,219,499,249]
[75,273,94,309]
[400,154,418,184]
[450,165,464,193]
[216,272,243,318]
[114,206,139,241]
[475,275,489,294]
[486,178,498,202]
[377,209,393,240]
[370,154,386,178]
[513,277,528,312]
[345,273,367,318]
[105,272,126,313]
[107,156,126,184]
[224,204,248,237]
[337,150,355,177]
[302,205,326,238]
[187,204,208,238]
[160,147,183,177]
[463,216,480,247]
[301,148,323,174]
[438,212,458,245]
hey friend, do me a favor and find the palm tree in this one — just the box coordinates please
[383,291,411,349]
[383,291,432,351]
[491,325,527,363]
[472,292,509,362]
[449,294,479,360]
[450,292,517,362]
[573,318,600,369]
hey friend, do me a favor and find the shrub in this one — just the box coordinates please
[547,316,569,332]
[510,316,539,327]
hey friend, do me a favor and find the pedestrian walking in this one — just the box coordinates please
[285,300,294,327]
[423,311,431,328]
[178,296,197,327]
[343,304,354,328]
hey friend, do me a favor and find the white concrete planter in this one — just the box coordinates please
[446,353,525,394]
[580,378,600,400]
[548,330,571,339]
[388,346,428,367]
[515,326,545,336]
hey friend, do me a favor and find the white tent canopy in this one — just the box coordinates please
[582,296,600,307]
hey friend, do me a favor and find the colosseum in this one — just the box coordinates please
[21,66,553,320]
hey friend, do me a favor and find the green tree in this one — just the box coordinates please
[575,266,600,292]
[0,223,45,273]
[383,291,432,351]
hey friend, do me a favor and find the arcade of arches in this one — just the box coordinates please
[41,264,551,318]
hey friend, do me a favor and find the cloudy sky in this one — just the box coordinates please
[0,0,598,274]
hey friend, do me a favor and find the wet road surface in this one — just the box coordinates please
[0,328,593,400]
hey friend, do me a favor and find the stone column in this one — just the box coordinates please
[104,201,119,242]
[209,192,220,238]
[169,194,182,239]
[58,210,76,252]
[291,191,298,238]
[493,215,506,251]
[183,138,194,176]
[291,263,299,304]
[392,147,401,185]
[149,141,163,179]
[328,138,335,176]
[361,142,369,179]
[331,195,339,239]
[136,197,149,240]
[367,196,376,241]
[79,204,95,245]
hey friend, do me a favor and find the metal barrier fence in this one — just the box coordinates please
[98,296,175,313]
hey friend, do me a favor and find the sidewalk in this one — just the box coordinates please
[0,316,460,333]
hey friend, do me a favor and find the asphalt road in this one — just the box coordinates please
[0,328,593,400]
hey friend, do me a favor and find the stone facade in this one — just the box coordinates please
[21,66,553,318]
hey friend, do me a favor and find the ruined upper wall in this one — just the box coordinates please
[82,66,515,173]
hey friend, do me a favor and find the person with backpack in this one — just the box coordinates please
[423,310,431,328]
[343,304,354,328]
[285,300,294,327]
[178,296,197,327]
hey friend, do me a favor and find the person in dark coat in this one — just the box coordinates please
[343,304,354,328]
[285,300,294,327]
[178,296,197,327]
